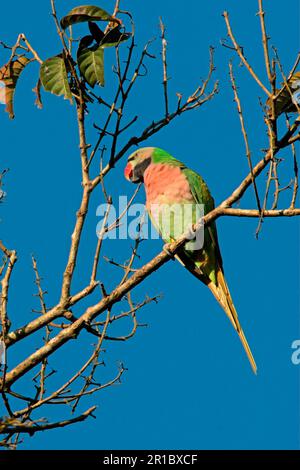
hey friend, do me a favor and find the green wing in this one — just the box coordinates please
[182,168,223,285]
[182,168,217,238]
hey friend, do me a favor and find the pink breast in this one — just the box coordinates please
[144,163,193,206]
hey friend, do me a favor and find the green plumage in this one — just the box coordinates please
[151,148,184,166]
[182,167,220,285]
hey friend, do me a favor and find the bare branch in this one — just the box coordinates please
[229,61,261,212]
[0,242,17,341]
[0,406,96,435]
[223,11,271,97]
[257,0,273,84]
[160,18,169,119]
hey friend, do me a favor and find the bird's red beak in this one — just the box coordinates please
[124,162,133,181]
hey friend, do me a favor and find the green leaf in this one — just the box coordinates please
[88,22,131,47]
[101,26,131,48]
[60,5,120,30]
[0,56,31,119]
[88,22,105,43]
[267,72,300,117]
[40,56,73,103]
[78,35,94,50]
[77,43,104,88]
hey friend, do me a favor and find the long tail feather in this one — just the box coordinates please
[208,268,257,374]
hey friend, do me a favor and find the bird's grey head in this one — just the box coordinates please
[124,147,154,183]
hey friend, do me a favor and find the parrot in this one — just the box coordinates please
[124,147,257,374]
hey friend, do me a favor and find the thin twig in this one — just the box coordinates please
[223,11,271,97]
[229,61,261,212]
[160,18,169,119]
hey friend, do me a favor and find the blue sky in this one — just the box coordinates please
[0,0,299,450]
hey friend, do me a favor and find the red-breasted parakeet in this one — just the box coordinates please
[124,147,257,373]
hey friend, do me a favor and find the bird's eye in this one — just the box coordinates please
[128,154,136,162]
